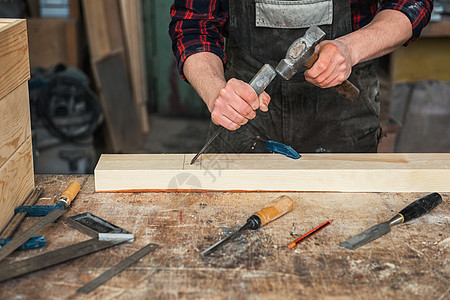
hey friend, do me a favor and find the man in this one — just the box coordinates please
[169,1,432,153]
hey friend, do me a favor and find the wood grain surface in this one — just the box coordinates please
[0,19,30,100]
[95,153,450,192]
[0,175,448,299]
[0,137,34,231]
[0,83,31,167]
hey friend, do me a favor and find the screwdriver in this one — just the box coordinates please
[201,195,294,256]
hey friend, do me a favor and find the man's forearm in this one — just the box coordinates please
[338,9,413,66]
[183,52,227,112]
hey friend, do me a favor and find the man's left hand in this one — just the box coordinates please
[304,40,353,88]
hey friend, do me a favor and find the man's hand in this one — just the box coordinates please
[304,9,413,90]
[304,40,353,88]
[210,78,270,130]
[183,52,271,131]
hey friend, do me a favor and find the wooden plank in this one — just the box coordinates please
[81,0,112,59]
[0,174,448,299]
[95,153,450,192]
[0,137,34,232]
[0,83,31,167]
[27,18,81,68]
[119,0,149,133]
[0,19,30,100]
[93,52,143,152]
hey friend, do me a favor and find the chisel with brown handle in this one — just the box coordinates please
[201,195,294,256]
[0,182,81,262]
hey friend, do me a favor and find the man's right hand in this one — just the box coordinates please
[210,78,271,130]
[183,52,270,130]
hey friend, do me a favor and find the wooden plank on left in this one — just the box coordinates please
[0,137,35,232]
[0,83,31,167]
[0,19,30,100]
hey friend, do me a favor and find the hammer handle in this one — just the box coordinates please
[304,53,360,102]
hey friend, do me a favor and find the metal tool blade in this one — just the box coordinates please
[77,243,159,294]
[0,207,66,263]
[201,229,244,256]
[340,222,391,250]
[0,238,127,282]
[190,127,224,165]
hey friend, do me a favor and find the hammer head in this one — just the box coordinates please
[276,25,326,80]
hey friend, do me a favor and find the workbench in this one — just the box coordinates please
[0,174,448,299]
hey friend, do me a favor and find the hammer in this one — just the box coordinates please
[190,26,359,164]
[249,25,359,101]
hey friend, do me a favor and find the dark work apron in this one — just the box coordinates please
[207,0,381,153]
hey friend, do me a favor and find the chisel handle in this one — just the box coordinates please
[58,182,81,208]
[398,193,442,223]
[253,195,294,227]
[249,64,277,96]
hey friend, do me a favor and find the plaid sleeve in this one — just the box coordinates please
[379,0,433,44]
[169,0,229,80]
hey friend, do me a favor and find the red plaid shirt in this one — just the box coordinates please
[170,0,433,79]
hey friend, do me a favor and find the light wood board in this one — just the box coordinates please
[0,19,30,100]
[94,153,450,192]
[0,83,31,167]
[27,18,81,68]
[0,137,34,232]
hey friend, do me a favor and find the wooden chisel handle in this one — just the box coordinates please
[253,195,294,227]
[58,182,81,208]
[304,52,360,101]
[398,193,442,223]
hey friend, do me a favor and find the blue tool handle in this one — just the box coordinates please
[15,203,64,216]
[265,141,301,159]
[0,236,46,250]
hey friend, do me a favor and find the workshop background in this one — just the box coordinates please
[0,0,449,175]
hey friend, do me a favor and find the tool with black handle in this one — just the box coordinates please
[340,193,443,250]
[0,182,81,262]
[201,195,294,256]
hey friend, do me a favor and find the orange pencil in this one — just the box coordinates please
[288,220,333,249]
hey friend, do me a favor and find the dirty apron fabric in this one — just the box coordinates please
[207,0,381,153]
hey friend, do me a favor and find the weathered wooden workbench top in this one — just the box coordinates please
[0,175,448,299]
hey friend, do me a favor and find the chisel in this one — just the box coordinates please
[201,195,294,256]
[190,64,277,165]
[340,193,442,250]
[0,182,81,262]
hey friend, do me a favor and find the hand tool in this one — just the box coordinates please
[265,140,301,159]
[77,243,159,294]
[201,195,294,256]
[275,25,360,101]
[0,212,134,282]
[190,64,277,165]
[340,193,442,250]
[0,188,43,238]
[191,25,359,164]
[68,212,134,242]
[0,236,46,250]
[0,182,81,263]
[288,219,332,249]
[0,188,46,251]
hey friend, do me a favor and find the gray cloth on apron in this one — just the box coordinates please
[206,0,381,153]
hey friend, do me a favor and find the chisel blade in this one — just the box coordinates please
[340,222,391,250]
[201,229,244,256]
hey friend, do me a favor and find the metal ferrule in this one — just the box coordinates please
[57,197,69,209]
[388,214,404,226]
